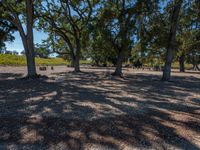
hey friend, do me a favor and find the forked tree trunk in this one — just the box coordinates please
[14,0,37,78]
[3,0,37,78]
[19,32,37,77]
[179,53,185,72]
[19,35,36,77]
[162,0,183,81]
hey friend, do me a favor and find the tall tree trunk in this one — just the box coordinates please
[25,49,36,77]
[179,53,185,72]
[113,49,124,77]
[112,0,126,77]
[70,52,75,67]
[73,39,81,72]
[162,0,183,81]
[25,0,37,77]
[74,53,80,72]
[2,0,37,78]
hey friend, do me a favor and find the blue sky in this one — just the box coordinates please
[5,30,48,53]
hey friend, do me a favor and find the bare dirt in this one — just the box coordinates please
[0,66,200,150]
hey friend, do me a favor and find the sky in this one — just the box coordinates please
[5,30,48,53]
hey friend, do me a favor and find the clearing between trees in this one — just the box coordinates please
[0,66,200,150]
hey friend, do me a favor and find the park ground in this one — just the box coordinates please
[0,66,200,150]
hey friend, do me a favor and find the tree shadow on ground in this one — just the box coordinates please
[172,70,200,75]
[0,70,200,149]
[0,73,23,80]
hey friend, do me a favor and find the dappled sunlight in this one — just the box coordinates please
[0,67,200,149]
[75,101,126,119]
[20,126,43,144]
[89,132,127,149]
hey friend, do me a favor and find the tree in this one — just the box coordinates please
[39,33,73,60]
[1,0,37,77]
[139,0,199,73]
[98,0,159,76]
[130,1,164,67]
[97,0,136,76]
[176,0,200,72]
[37,0,95,72]
[162,0,183,81]
[85,21,117,66]
[35,43,51,58]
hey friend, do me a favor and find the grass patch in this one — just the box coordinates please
[0,54,68,66]
[80,60,92,65]
[0,54,192,68]
[172,62,192,69]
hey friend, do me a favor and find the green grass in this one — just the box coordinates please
[0,54,68,66]
[143,61,192,69]
[172,62,192,69]
[80,59,92,65]
[0,54,192,69]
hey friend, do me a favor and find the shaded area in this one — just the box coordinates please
[0,73,23,80]
[0,69,200,150]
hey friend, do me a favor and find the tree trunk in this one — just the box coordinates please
[193,64,200,71]
[196,65,200,71]
[162,0,183,81]
[112,50,124,77]
[70,59,74,67]
[70,51,75,67]
[95,59,100,66]
[25,0,37,77]
[74,54,80,72]
[179,53,185,72]
[73,39,81,72]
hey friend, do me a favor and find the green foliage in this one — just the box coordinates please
[35,43,51,58]
[0,20,16,50]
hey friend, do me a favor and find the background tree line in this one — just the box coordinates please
[0,0,199,80]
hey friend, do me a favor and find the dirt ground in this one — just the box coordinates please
[0,66,200,150]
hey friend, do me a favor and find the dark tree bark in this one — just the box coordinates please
[113,50,124,77]
[179,53,185,72]
[112,0,127,77]
[72,38,81,72]
[162,0,183,81]
[73,54,80,72]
